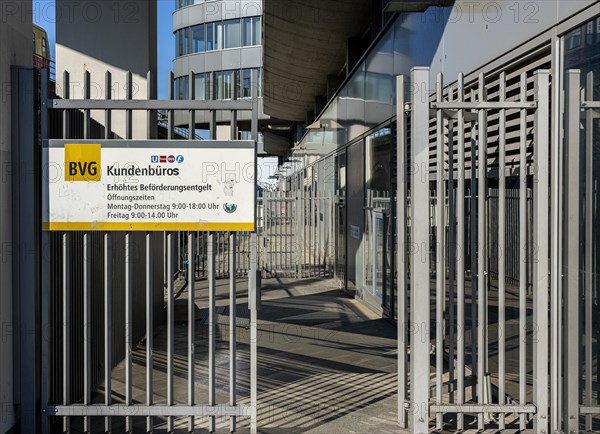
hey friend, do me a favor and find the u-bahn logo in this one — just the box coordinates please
[64,143,101,182]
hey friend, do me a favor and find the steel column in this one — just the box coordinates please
[498,71,507,431]
[396,74,408,429]
[533,69,550,434]
[208,233,216,432]
[409,67,431,433]
[564,69,580,434]
[229,233,237,432]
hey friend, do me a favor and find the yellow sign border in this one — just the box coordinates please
[43,222,255,231]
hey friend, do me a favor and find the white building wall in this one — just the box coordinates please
[56,0,157,139]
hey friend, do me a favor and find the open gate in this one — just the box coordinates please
[38,69,260,433]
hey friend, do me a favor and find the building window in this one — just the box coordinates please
[253,16,262,46]
[194,72,209,100]
[223,70,235,99]
[241,68,252,98]
[242,17,253,46]
[32,32,36,53]
[175,16,262,57]
[184,28,190,55]
[191,24,205,52]
[176,76,189,100]
[223,19,241,49]
[41,37,48,58]
[206,22,214,51]
[242,16,261,46]
[176,29,190,56]
[214,71,223,99]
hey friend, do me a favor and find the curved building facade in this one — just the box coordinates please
[173,0,282,151]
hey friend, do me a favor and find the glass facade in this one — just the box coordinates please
[364,127,393,313]
[175,16,261,55]
[298,14,443,158]
[174,68,262,100]
[176,0,217,8]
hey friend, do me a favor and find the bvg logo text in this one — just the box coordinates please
[64,144,101,182]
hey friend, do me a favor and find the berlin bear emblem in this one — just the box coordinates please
[223,203,237,214]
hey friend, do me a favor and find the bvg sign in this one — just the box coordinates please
[43,140,256,231]
[64,143,101,182]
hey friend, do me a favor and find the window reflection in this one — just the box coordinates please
[175,68,262,100]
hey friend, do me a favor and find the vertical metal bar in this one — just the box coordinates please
[410,67,431,433]
[447,85,456,407]
[231,69,238,140]
[146,72,153,432]
[476,72,488,430]
[188,232,195,432]
[435,72,445,431]
[251,68,259,143]
[249,232,258,434]
[230,233,237,432]
[146,233,153,432]
[296,190,301,279]
[498,71,507,430]
[470,89,478,404]
[519,71,528,431]
[456,73,466,431]
[63,234,71,433]
[168,71,174,140]
[564,69,581,434]
[125,232,133,432]
[62,70,70,138]
[126,71,133,139]
[40,69,50,434]
[147,70,153,140]
[550,31,563,434]
[105,71,112,139]
[533,69,550,434]
[83,71,91,139]
[167,232,175,432]
[83,234,92,433]
[209,72,216,140]
[208,233,216,432]
[585,71,594,433]
[83,72,92,433]
[104,233,112,433]
[189,71,196,142]
[396,74,408,429]
[250,80,259,431]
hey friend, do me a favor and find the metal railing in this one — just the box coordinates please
[397,68,550,433]
[39,68,260,433]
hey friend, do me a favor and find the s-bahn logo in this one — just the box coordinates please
[64,143,101,182]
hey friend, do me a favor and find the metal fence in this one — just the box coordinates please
[259,190,334,279]
[39,68,260,433]
[397,68,550,433]
[564,69,600,433]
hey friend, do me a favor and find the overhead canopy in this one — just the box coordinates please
[263,0,371,122]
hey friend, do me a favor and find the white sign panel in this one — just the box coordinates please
[43,140,256,231]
